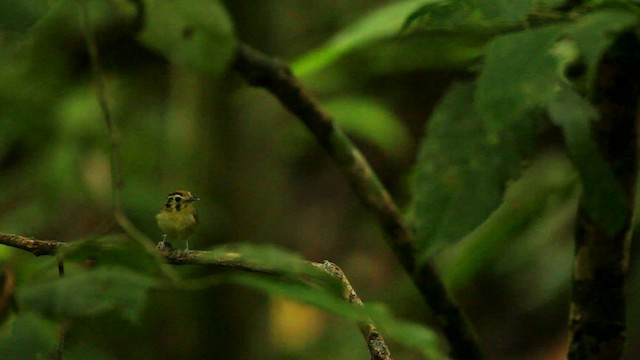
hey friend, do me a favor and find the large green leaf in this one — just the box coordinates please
[413,81,540,254]
[17,267,157,322]
[547,86,628,233]
[292,0,430,76]
[137,0,235,77]
[476,24,570,134]
[476,9,639,133]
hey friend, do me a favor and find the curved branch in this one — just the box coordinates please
[313,261,392,360]
[0,232,392,359]
[232,42,483,359]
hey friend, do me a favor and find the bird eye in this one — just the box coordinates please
[175,196,182,202]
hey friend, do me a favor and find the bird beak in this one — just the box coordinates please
[190,196,200,202]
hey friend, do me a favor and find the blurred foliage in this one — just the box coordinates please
[1,0,640,359]
[412,82,541,255]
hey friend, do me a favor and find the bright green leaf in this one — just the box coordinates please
[325,97,412,159]
[292,0,429,76]
[547,86,628,233]
[17,267,157,322]
[476,24,569,134]
[138,0,235,77]
[413,81,540,254]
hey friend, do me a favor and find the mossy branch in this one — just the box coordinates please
[232,42,483,360]
[0,232,392,360]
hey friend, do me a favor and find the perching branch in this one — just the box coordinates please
[232,42,483,359]
[0,233,393,360]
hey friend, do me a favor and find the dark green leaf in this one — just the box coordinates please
[438,153,577,291]
[17,267,157,322]
[476,24,570,134]
[138,0,235,77]
[565,9,638,86]
[413,81,541,253]
[403,0,534,31]
[547,86,628,233]
[402,1,483,31]
[60,235,161,273]
[474,0,534,22]
[0,313,57,360]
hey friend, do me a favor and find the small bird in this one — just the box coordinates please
[156,190,200,252]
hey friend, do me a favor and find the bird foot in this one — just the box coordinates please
[156,241,173,251]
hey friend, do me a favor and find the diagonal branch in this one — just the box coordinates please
[232,42,483,359]
[0,233,393,359]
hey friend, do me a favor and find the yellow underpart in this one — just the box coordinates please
[156,206,198,240]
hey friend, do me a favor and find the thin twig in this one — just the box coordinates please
[77,3,180,284]
[0,233,393,358]
[78,1,123,213]
[312,261,393,360]
[232,42,483,359]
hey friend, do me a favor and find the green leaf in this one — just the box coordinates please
[0,313,58,360]
[547,86,628,233]
[438,153,577,291]
[230,274,447,360]
[404,0,534,30]
[292,0,428,76]
[17,267,157,322]
[402,0,483,30]
[565,9,639,86]
[0,0,50,33]
[413,81,540,254]
[59,235,163,273]
[325,97,413,159]
[473,0,534,22]
[137,0,235,77]
[476,24,570,134]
